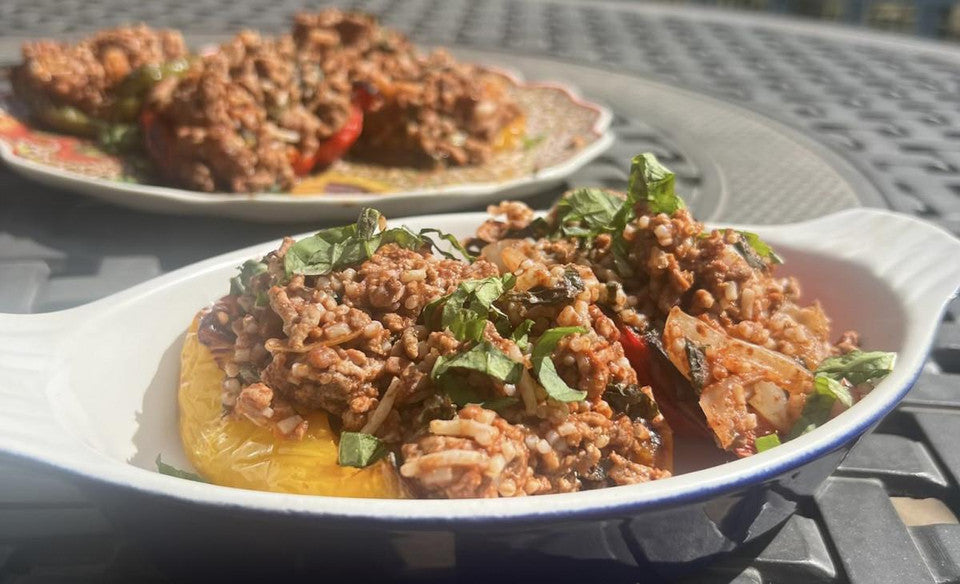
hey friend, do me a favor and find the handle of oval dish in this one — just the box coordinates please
[781,209,960,362]
[0,312,81,461]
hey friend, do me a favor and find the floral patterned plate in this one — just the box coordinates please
[0,71,612,223]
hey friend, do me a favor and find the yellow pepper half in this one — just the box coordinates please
[178,315,405,498]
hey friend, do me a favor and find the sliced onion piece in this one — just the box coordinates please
[662,307,813,395]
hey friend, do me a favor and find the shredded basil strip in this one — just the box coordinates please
[156,455,207,483]
[284,221,367,277]
[507,267,585,306]
[553,188,624,238]
[786,350,895,441]
[431,341,524,388]
[628,153,685,216]
[815,374,854,408]
[603,383,660,420]
[510,319,535,352]
[787,376,844,439]
[735,231,783,269]
[815,350,896,386]
[338,432,388,468]
[422,275,516,342]
[531,326,589,402]
[284,207,472,278]
[230,259,269,296]
[418,228,475,262]
[755,434,782,452]
[684,340,708,393]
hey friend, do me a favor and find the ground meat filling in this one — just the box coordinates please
[204,232,672,498]
[475,199,841,368]
[13,25,187,121]
[145,52,295,193]
[142,29,356,192]
[13,10,526,193]
[351,51,524,168]
[473,195,870,458]
[292,10,523,168]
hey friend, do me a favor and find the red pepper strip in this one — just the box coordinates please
[619,325,713,440]
[288,147,316,177]
[289,105,365,177]
[352,81,380,112]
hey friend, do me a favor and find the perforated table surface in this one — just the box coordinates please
[2,2,960,583]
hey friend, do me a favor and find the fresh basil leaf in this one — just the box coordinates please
[735,231,783,269]
[685,340,708,393]
[537,357,587,403]
[156,455,206,482]
[531,326,588,402]
[510,319,535,352]
[603,383,660,420]
[787,377,841,439]
[815,350,896,386]
[431,341,524,387]
[378,224,426,252]
[553,188,624,238]
[425,275,516,342]
[815,374,853,408]
[230,259,268,296]
[357,208,383,257]
[507,267,585,306]
[628,153,685,215]
[356,207,382,240]
[284,223,365,277]
[376,225,474,263]
[284,207,472,278]
[755,433,781,452]
[338,432,388,468]
[418,228,475,262]
[785,351,895,442]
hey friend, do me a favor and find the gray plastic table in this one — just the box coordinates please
[2,2,960,582]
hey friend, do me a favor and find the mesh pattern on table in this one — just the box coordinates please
[2,0,959,227]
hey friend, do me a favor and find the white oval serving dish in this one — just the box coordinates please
[0,208,957,579]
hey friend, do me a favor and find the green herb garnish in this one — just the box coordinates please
[787,379,840,440]
[431,341,524,389]
[230,259,269,296]
[509,319,535,352]
[755,434,782,452]
[338,432,388,468]
[603,383,660,420]
[156,455,206,482]
[734,231,783,270]
[553,188,625,238]
[506,267,585,306]
[422,275,516,342]
[284,221,368,277]
[684,340,708,393]
[628,153,684,216]
[815,350,896,386]
[531,326,589,403]
[284,208,473,278]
